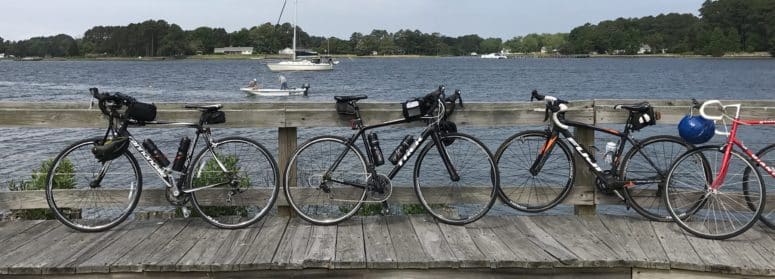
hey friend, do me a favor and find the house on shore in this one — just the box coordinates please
[214,47,254,55]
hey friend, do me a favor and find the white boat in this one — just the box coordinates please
[266,0,334,71]
[481,53,507,59]
[240,84,310,97]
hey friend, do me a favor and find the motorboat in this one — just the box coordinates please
[481,53,507,59]
[240,84,310,97]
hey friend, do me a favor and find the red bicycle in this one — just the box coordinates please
[664,100,774,239]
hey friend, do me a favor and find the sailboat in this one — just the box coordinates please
[267,0,334,71]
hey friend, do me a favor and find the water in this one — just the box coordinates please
[1,57,774,187]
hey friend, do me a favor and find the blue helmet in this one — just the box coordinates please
[678,115,715,144]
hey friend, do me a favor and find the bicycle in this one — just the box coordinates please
[45,88,279,232]
[664,100,771,239]
[283,86,499,225]
[494,90,693,221]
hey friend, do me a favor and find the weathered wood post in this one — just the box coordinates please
[277,127,297,216]
[572,125,597,215]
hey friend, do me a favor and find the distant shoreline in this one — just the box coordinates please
[4,52,772,61]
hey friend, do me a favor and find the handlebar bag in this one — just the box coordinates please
[402,98,425,120]
[127,102,157,122]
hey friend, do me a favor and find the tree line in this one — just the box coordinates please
[1,0,773,58]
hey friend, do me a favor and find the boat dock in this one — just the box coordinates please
[1,100,774,277]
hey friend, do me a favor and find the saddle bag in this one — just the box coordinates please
[202,111,226,125]
[629,106,659,131]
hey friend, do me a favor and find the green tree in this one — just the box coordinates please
[479,38,502,54]
[159,24,188,56]
[0,35,5,53]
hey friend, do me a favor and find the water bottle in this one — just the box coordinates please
[389,135,414,165]
[171,137,191,172]
[367,133,385,166]
[143,139,170,167]
[604,141,617,164]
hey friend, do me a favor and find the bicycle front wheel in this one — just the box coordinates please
[414,132,498,225]
[665,145,765,240]
[187,137,279,229]
[45,138,142,232]
[620,135,692,221]
[284,136,367,225]
[494,130,575,212]
[745,143,775,228]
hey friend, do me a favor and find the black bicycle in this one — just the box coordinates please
[494,90,693,221]
[45,88,279,232]
[283,87,499,225]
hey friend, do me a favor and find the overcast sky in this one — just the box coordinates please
[0,0,705,41]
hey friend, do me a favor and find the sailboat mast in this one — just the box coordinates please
[292,0,297,61]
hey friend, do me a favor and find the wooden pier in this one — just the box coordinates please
[1,214,774,277]
[1,100,775,277]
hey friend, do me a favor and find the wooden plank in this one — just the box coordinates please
[270,218,313,270]
[530,215,619,268]
[465,225,520,268]
[176,220,238,272]
[576,215,639,266]
[303,224,338,268]
[650,221,706,272]
[0,220,44,243]
[208,218,268,272]
[384,215,431,269]
[3,224,87,274]
[108,219,188,273]
[14,223,125,275]
[682,223,752,275]
[407,215,458,268]
[362,216,397,269]
[0,221,61,274]
[510,216,579,266]
[436,221,488,268]
[75,220,166,273]
[142,219,213,272]
[710,226,775,276]
[478,216,556,268]
[597,215,670,270]
[49,221,143,274]
[571,125,597,211]
[236,216,289,271]
[334,217,366,269]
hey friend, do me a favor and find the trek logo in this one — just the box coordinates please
[566,138,603,172]
[397,136,423,167]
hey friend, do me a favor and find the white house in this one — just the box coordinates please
[214,47,254,55]
[0,53,5,59]
[638,44,653,54]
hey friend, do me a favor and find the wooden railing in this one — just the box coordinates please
[1,99,774,216]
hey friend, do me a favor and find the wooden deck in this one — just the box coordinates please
[1,214,774,277]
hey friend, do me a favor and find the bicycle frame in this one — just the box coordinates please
[712,118,775,189]
[532,115,668,187]
[323,101,460,195]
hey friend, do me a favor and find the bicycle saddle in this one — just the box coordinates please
[184,104,223,111]
[334,95,368,102]
[614,102,651,113]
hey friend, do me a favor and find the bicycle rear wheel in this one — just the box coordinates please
[665,145,765,240]
[284,136,367,225]
[745,143,775,228]
[45,138,142,232]
[187,137,279,229]
[620,135,692,221]
[494,130,575,212]
[414,132,498,225]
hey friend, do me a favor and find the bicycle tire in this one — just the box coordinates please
[494,130,575,212]
[665,145,765,240]
[413,132,498,225]
[45,138,142,232]
[744,143,775,228]
[284,136,368,225]
[187,137,279,229]
[619,135,693,221]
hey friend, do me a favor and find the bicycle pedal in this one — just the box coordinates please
[181,207,191,218]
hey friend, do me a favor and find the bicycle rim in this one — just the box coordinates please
[620,135,692,221]
[665,146,765,239]
[46,138,142,232]
[495,130,574,212]
[285,136,367,225]
[188,137,279,229]
[414,133,498,225]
